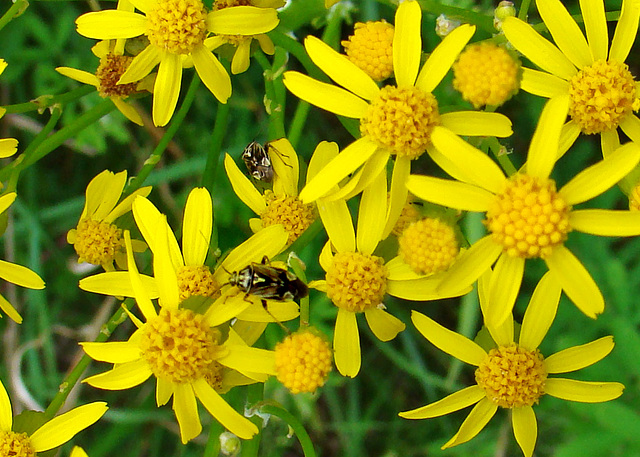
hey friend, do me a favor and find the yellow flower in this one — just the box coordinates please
[275,328,332,394]
[407,96,640,326]
[284,0,512,229]
[400,272,624,457]
[67,170,151,272]
[0,377,107,454]
[341,20,395,81]
[0,193,45,323]
[224,138,316,245]
[75,0,279,126]
[81,231,277,443]
[502,0,640,156]
[0,59,18,159]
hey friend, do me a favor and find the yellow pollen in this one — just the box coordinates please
[177,265,220,301]
[275,329,333,394]
[398,218,459,275]
[96,53,137,98]
[325,251,387,312]
[260,191,315,244]
[0,431,36,457]
[147,0,208,55]
[391,196,421,237]
[139,308,224,383]
[342,20,394,81]
[360,85,440,159]
[73,218,124,266]
[629,183,640,211]
[485,174,571,259]
[475,343,547,408]
[452,42,520,108]
[568,60,638,134]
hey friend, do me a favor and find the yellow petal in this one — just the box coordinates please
[364,307,405,342]
[206,6,278,35]
[545,245,604,318]
[235,299,299,322]
[0,260,44,289]
[430,126,506,193]
[442,398,498,449]
[119,44,161,84]
[182,187,212,266]
[560,142,640,205]
[95,170,127,220]
[512,406,537,457]
[0,139,18,158]
[521,67,570,98]
[30,402,108,452]
[334,308,361,377]
[0,294,22,324]
[518,272,561,350]
[106,186,152,223]
[79,271,160,299]
[0,378,12,431]
[393,0,422,87]
[304,35,379,100]
[579,0,608,61]
[356,170,386,255]
[600,129,620,159]
[620,114,640,144]
[610,0,640,62]
[486,253,524,329]
[388,275,470,300]
[526,95,569,179]
[411,311,486,366]
[440,111,513,138]
[437,237,502,295]
[323,149,388,203]
[307,141,339,182]
[153,53,182,127]
[192,44,231,103]
[537,0,592,68]
[544,378,624,402]
[501,17,576,80]
[399,385,484,419]
[557,120,581,160]
[218,345,276,375]
[231,39,251,75]
[82,170,114,219]
[416,24,475,93]
[570,209,640,236]
[382,156,411,238]
[76,11,147,39]
[317,196,355,254]
[83,360,152,389]
[153,218,181,309]
[81,341,141,363]
[173,383,201,443]
[111,97,144,126]
[545,335,614,374]
[125,231,158,322]
[157,377,173,406]
[203,290,253,327]
[55,67,99,87]
[270,138,299,197]
[479,269,513,347]
[407,175,494,212]
[224,153,266,214]
[192,378,258,439]
[283,71,369,118]
[129,0,154,14]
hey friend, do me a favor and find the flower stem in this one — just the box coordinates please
[201,100,229,196]
[0,0,29,32]
[418,0,495,34]
[259,403,317,457]
[3,86,95,115]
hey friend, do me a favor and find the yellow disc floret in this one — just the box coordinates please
[275,330,332,394]
[147,0,208,55]
[475,343,546,408]
[342,20,394,81]
[485,174,571,259]
[72,218,124,266]
[261,191,315,244]
[452,42,520,108]
[568,60,638,134]
[0,431,36,457]
[325,251,387,312]
[96,53,137,98]
[177,265,220,301]
[139,308,224,383]
[398,218,459,275]
[360,85,440,159]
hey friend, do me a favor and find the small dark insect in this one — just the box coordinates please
[228,256,308,307]
[242,141,274,183]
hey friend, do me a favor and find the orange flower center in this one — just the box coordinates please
[176,265,220,301]
[0,431,36,457]
[260,191,315,244]
[96,53,138,98]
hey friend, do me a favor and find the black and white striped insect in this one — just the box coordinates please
[242,141,274,183]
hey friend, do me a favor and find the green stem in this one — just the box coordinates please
[487,137,518,177]
[254,51,285,140]
[287,100,310,150]
[3,86,95,115]
[418,0,495,34]
[0,0,29,32]
[241,384,264,457]
[259,403,317,457]
[125,73,201,196]
[44,299,134,419]
[288,256,309,327]
[518,0,533,20]
[201,101,229,195]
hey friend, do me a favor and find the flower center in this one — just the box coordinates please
[275,329,333,394]
[176,265,220,301]
[398,218,459,275]
[147,0,208,55]
[0,431,36,457]
[452,42,520,108]
[96,53,138,98]
[341,20,394,81]
[325,251,388,312]
[485,173,571,259]
[139,308,224,383]
[360,85,440,159]
[475,343,547,408]
[260,191,315,244]
[568,59,639,134]
[73,218,124,266]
